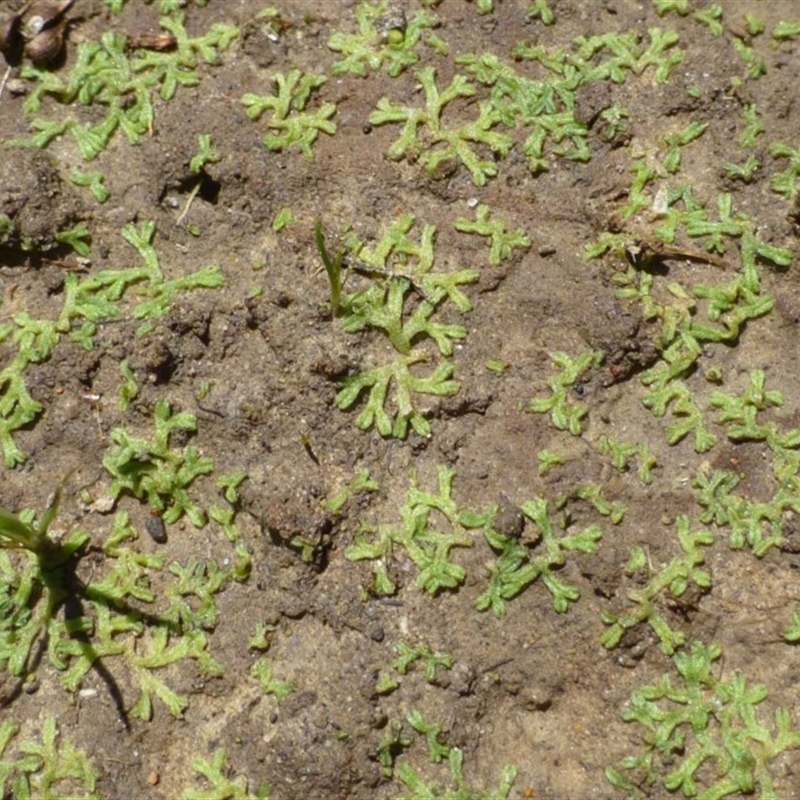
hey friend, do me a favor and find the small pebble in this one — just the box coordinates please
[145,515,167,543]
[494,494,525,539]
[6,79,28,96]
[89,495,116,514]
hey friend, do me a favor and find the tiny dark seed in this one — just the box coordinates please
[370,625,385,642]
[145,515,167,543]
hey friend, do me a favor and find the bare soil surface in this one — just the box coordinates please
[2,1,800,798]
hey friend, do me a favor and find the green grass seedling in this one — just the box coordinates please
[0,495,226,726]
[69,169,110,203]
[11,13,238,160]
[189,133,220,173]
[773,21,800,40]
[661,120,708,173]
[528,0,555,24]
[251,658,294,699]
[346,466,472,594]
[692,454,800,557]
[272,207,294,232]
[327,214,477,438]
[118,361,139,411]
[0,478,82,568]
[769,140,800,202]
[652,0,690,15]
[325,467,379,513]
[467,0,494,14]
[473,497,603,616]
[454,204,531,266]
[315,219,345,316]
[183,748,270,800]
[537,449,565,476]
[784,609,800,643]
[732,36,766,80]
[0,501,56,559]
[0,317,54,466]
[724,154,760,183]
[693,4,723,36]
[392,641,454,684]
[103,400,213,526]
[739,104,764,147]
[608,641,800,798]
[375,719,412,778]
[242,69,336,158]
[369,67,512,186]
[0,717,97,799]
[54,223,92,257]
[328,1,443,78]
[528,350,602,435]
[596,436,657,484]
[570,483,627,524]
[406,709,450,763]
[601,517,712,654]
[127,628,223,721]
[395,736,517,800]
